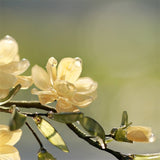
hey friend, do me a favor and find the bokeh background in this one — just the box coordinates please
[0,0,160,159]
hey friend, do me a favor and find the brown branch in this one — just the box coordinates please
[1,100,134,160]
[2,101,57,113]
[67,123,134,160]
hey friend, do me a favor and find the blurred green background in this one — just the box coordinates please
[1,0,160,159]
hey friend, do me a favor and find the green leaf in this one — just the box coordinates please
[111,127,132,143]
[0,84,21,105]
[51,112,84,123]
[34,116,69,153]
[38,148,56,160]
[121,111,128,127]
[9,106,27,131]
[79,116,106,149]
[134,153,160,160]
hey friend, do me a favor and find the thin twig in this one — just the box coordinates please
[1,100,133,160]
[25,121,43,149]
[67,123,133,160]
[3,101,57,112]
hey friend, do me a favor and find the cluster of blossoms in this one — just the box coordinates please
[0,35,155,160]
[0,35,97,113]
[0,125,22,160]
[32,57,97,112]
[0,36,32,99]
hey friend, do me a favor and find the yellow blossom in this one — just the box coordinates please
[126,126,155,142]
[32,57,97,112]
[0,125,22,160]
[0,35,32,99]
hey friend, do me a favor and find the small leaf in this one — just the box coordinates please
[79,116,106,148]
[0,84,21,105]
[9,106,27,131]
[121,111,128,127]
[38,148,56,160]
[134,153,160,160]
[51,112,84,123]
[34,116,69,153]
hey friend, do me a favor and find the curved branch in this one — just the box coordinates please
[1,100,134,160]
[67,123,134,160]
[3,101,57,113]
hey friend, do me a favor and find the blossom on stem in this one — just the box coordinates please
[0,125,22,160]
[0,35,32,99]
[32,57,97,112]
[126,126,155,142]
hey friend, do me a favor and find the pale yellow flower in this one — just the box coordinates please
[0,125,22,160]
[32,57,97,112]
[0,35,32,98]
[126,126,155,142]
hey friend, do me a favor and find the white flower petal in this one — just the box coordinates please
[46,57,57,85]
[0,130,12,146]
[0,89,9,99]
[126,126,154,142]
[0,35,19,65]
[0,125,22,146]
[71,94,95,108]
[32,88,57,104]
[0,71,16,89]
[32,65,51,91]
[15,76,32,89]
[54,80,76,98]
[56,97,79,113]
[0,59,30,75]
[31,88,55,95]
[71,77,97,107]
[0,145,20,160]
[74,77,98,94]
[57,57,82,83]
[6,129,22,146]
[0,125,9,131]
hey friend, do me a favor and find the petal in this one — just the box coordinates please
[6,129,22,146]
[54,80,76,98]
[0,128,21,146]
[71,93,96,108]
[46,57,57,85]
[15,76,33,89]
[56,97,79,113]
[74,77,98,95]
[32,88,56,95]
[126,126,154,142]
[0,59,30,75]
[0,125,9,131]
[0,145,20,160]
[32,88,57,104]
[0,35,19,65]
[0,89,9,99]
[32,65,51,91]
[0,71,16,89]
[71,77,97,107]
[57,57,82,83]
[0,130,12,146]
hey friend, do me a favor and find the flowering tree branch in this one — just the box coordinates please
[0,35,158,160]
